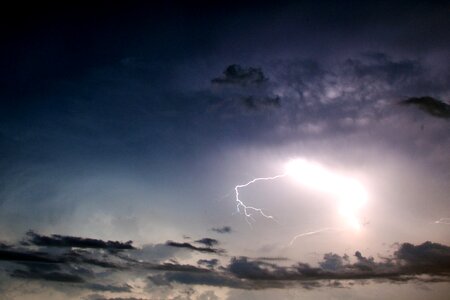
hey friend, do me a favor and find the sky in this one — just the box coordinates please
[1,1,450,299]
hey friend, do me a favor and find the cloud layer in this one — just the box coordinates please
[1,231,450,298]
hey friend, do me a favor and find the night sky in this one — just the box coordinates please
[1,1,450,299]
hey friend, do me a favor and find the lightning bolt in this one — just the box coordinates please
[233,158,368,241]
[235,174,287,223]
[288,227,342,246]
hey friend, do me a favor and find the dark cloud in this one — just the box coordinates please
[148,271,243,289]
[150,262,211,273]
[87,283,132,293]
[0,248,61,264]
[194,238,219,247]
[319,253,349,271]
[11,268,85,283]
[211,226,232,234]
[212,64,267,86]
[25,231,134,250]
[165,241,224,254]
[3,231,450,294]
[395,241,450,273]
[256,257,289,262]
[225,241,450,286]
[400,96,450,119]
[197,259,219,269]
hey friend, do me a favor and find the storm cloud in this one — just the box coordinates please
[2,231,450,296]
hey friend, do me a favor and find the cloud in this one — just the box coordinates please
[197,259,219,269]
[11,268,85,283]
[149,262,211,273]
[212,64,267,86]
[165,241,225,254]
[194,238,219,247]
[25,231,134,250]
[0,248,61,264]
[211,226,232,234]
[148,271,243,289]
[224,241,450,286]
[400,96,450,119]
[2,231,450,297]
[395,241,450,273]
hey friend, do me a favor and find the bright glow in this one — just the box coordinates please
[234,158,368,236]
[285,159,368,230]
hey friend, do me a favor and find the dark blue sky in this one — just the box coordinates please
[1,1,449,299]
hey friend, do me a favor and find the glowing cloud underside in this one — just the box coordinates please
[234,158,368,241]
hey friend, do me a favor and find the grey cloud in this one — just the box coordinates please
[194,238,219,247]
[86,283,132,293]
[395,241,450,273]
[11,268,85,283]
[400,96,450,119]
[25,231,134,250]
[3,231,450,294]
[211,226,232,234]
[148,271,243,289]
[166,241,225,254]
[0,248,62,264]
[225,241,450,286]
[197,259,219,269]
[256,257,289,262]
[130,243,186,263]
[212,64,267,86]
[150,262,210,273]
[319,253,349,271]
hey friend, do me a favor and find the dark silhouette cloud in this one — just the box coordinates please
[395,241,450,273]
[197,258,219,269]
[0,248,61,264]
[11,269,85,283]
[166,241,224,254]
[400,96,450,119]
[211,226,232,234]
[150,262,211,273]
[25,231,134,250]
[2,231,450,294]
[148,271,243,289]
[195,238,219,247]
[212,64,267,86]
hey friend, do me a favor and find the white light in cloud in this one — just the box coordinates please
[234,158,369,242]
[285,159,368,230]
